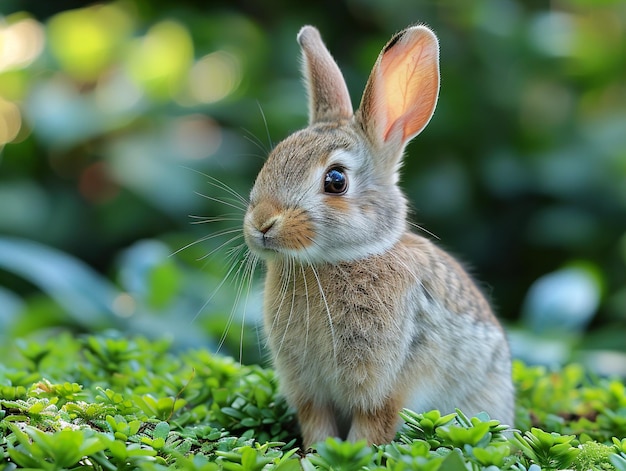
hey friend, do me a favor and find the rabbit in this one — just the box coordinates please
[242,24,514,447]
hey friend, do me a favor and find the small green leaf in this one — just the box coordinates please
[439,449,467,471]
[153,421,171,440]
[611,453,626,471]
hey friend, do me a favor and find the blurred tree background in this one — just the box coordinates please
[0,0,624,373]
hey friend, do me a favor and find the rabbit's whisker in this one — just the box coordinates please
[244,255,261,362]
[408,221,440,241]
[189,214,243,224]
[257,100,274,152]
[242,131,271,158]
[183,167,250,208]
[197,232,245,261]
[308,262,338,371]
[233,251,258,364]
[195,192,248,212]
[170,227,242,257]
[275,257,298,360]
[215,248,256,356]
[265,256,293,352]
[300,263,311,363]
[191,242,247,325]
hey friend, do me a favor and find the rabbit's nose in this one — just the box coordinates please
[259,216,279,234]
[250,199,282,236]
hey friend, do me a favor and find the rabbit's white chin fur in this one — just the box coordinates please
[248,232,403,265]
[304,236,402,264]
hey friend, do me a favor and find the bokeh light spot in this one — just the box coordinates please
[522,264,602,335]
[172,114,222,160]
[126,21,193,99]
[188,51,242,104]
[0,17,45,72]
[112,292,136,318]
[0,97,21,145]
[95,68,143,114]
[529,12,575,58]
[47,4,133,81]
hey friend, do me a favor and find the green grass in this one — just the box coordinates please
[1,332,625,470]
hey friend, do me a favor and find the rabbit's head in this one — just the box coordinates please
[244,25,439,264]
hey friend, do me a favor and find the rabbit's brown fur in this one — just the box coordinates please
[243,25,514,447]
[263,233,512,445]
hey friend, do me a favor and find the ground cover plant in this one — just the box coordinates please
[1,332,625,470]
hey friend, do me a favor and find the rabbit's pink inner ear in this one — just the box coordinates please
[379,28,440,143]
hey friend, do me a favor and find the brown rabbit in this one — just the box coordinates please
[243,24,514,447]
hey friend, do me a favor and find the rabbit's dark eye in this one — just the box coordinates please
[324,167,348,195]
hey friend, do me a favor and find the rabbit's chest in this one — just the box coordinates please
[264,261,418,407]
[264,261,410,346]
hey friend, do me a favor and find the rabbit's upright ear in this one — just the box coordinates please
[298,26,353,124]
[357,26,439,155]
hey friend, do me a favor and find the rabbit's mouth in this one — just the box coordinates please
[243,201,316,260]
[244,227,280,257]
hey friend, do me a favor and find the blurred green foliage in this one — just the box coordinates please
[0,333,625,469]
[0,1,625,370]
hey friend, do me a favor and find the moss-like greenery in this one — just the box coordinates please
[1,332,625,470]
